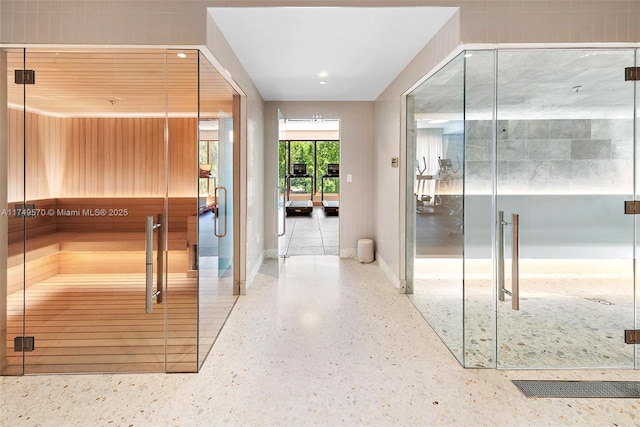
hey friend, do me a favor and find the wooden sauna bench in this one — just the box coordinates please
[6,197,196,294]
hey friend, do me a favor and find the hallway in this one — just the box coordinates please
[1,257,638,426]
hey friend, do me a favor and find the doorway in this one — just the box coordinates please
[1,48,239,375]
[277,119,340,257]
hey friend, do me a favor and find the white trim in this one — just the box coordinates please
[377,251,401,290]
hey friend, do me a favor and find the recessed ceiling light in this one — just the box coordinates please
[464,53,473,58]
[319,80,327,85]
[177,53,187,58]
[318,72,328,78]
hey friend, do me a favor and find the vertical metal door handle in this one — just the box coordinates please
[511,213,520,310]
[273,186,286,237]
[155,213,164,304]
[145,214,163,313]
[497,210,519,310]
[214,186,228,238]
[145,216,154,313]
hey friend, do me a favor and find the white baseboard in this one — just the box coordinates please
[376,252,402,290]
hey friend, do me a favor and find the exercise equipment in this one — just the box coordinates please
[286,163,313,216]
[321,163,339,216]
[415,156,434,214]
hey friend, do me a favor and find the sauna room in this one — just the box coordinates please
[1,48,238,375]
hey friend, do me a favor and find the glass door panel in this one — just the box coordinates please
[495,49,636,368]
[196,52,238,371]
[462,49,497,368]
[2,48,26,375]
[405,53,465,364]
[635,48,640,369]
[3,48,178,374]
[166,49,199,373]
[276,111,287,272]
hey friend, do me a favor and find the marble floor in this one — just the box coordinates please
[1,256,639,426]
[284,206,339,256]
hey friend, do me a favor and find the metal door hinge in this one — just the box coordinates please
[14,69,35,85]
[14,336,35,352]
[624,200,640,214]
[625,67,640,81]
[625,330,640,345]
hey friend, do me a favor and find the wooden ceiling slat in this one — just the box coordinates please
[6,49,236,116]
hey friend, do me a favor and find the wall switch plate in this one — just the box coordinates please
[347,174,352,183]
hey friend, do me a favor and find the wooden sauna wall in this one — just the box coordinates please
[7,109,64,202]
[8,109,198,202]
[58,116,197,198]
[5,111,201,373]
[8,108,198,200]
[6,109,199,280]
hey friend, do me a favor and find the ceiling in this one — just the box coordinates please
[412,48,639,126]
[208,7,458,101]
[6,49,236,117]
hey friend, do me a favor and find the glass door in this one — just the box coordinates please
[2,48,182,374]
[196,51,238,371]
[405,53,466,365]
[2,48,26,375]
[275,110,287,273]
[495,49,637,368]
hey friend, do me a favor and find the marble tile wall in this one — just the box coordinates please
[465,118,634,194]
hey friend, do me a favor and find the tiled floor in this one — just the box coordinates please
[284,206,339,256]
[1,256,639,426]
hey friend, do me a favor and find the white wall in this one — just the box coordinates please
[264,101,375,257]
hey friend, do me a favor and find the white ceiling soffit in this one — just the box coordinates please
[208,7,458,101]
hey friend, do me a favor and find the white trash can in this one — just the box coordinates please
[357,238,374,263]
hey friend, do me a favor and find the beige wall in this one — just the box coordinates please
[265,101,375,257]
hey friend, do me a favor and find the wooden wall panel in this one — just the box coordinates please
[8,108,24,202]
[9,111,197,200]
[168,118,198,197]
[8,109,66,202]
[60,117,169,198]
[55,197,197,233]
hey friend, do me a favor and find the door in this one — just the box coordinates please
[2,48,187,374]
[196,52,239,370]
[275,110,287,273]
[495,49,637,369]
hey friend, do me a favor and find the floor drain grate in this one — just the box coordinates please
[512,380,640,398]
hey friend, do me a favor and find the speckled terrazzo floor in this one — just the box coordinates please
[1,256,639,426]
[411,262,638,369]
